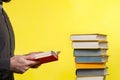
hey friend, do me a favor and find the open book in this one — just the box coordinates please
[34,51,60,64]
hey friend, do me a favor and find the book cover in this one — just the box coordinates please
[76,68,108,77]
[76,63,106,69]
[72,41,108,49]
[75,55,108,63]
[33,51,60,64]
[74,49,107,56]
[71,34,107,41]
[77,76,105,80]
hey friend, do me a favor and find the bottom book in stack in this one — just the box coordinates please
[76,68,107,80]
[77,76,106,80]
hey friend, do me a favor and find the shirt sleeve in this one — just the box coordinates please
[0,34,10,71]
[0,10,12,72]
[0,58,10,71]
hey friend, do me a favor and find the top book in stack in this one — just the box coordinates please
[70,34,108,49]
[70,34,107,41]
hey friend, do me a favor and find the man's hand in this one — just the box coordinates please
[24,52,43,68]
[10,54,40,74]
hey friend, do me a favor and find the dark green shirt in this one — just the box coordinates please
[0,5,15,80]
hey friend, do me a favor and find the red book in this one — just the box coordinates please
[34,51,60,64]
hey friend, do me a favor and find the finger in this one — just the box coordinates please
[27,60,40,67]
[24,66,29,72]
[24,52,44,60]
[30,64,41,68]
[23,55,36,60]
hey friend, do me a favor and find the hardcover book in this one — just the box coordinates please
[71,34,107,41]
[76,68,108,77]
[75,55,108,63]
[72,41,108,49]
[74,49,107,56]
[76,63,106,69]
[34,51,60,64]
[77,76,105,80]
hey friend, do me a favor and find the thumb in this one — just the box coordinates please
[24,52,43,60]
[23,55,36,60]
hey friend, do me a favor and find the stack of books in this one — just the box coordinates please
[70,34,108,80]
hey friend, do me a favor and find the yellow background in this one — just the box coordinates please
[3,0,120,80]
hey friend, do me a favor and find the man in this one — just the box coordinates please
[0,0,41,80]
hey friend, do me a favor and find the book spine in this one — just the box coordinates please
[76,69,107,77]
[74,49,107,56]
[75,56,107,63]
[76,76,104,80]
